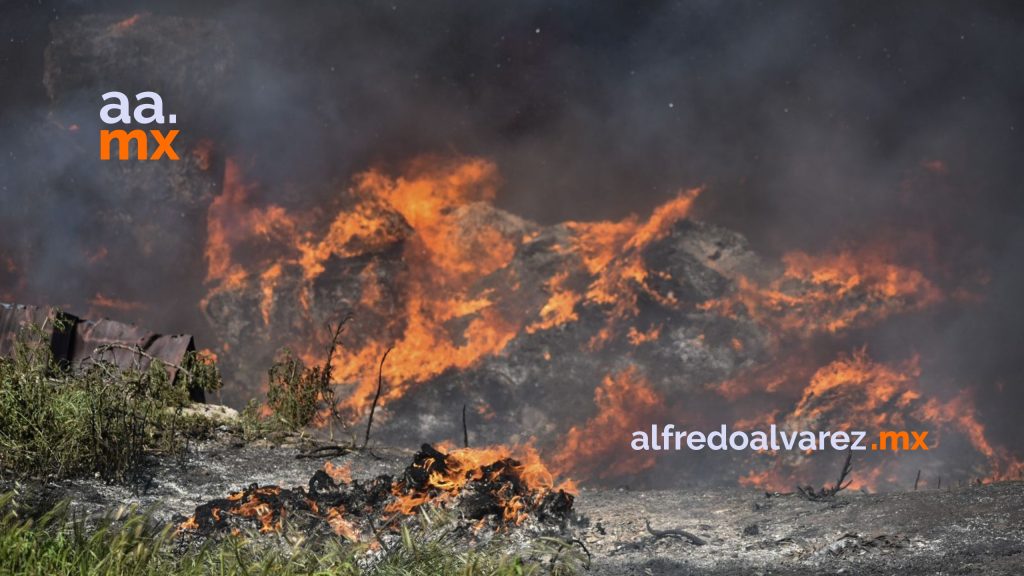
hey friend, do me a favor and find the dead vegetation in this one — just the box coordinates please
[363,346,392,449]
[796,450,854,501]
[644,519,706,546]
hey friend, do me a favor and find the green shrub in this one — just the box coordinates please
[264,349,338,432]
[0,325,218,482]
[181,349,223,394]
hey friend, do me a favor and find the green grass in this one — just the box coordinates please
[0,494,582,576]
[0,325,220,482]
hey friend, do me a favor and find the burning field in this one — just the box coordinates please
[194,154,1019,493]
[1,6,1018,494]
[3,3,1024,575]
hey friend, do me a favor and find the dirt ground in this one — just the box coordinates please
[576,483,1024,575]
[6,432,1022,575]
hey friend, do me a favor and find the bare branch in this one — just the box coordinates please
[645,519,706,546]
[91,343,193,380]
[362,347,392,449]
[796,449,853,501]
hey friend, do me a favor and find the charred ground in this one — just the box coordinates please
[4,430,1021,575]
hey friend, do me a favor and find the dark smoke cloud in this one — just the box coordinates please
[1,1,1022,447]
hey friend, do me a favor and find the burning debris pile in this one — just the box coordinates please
[199,160,762,447]
[18,12,1020,495]
[198,156,1017,490]
[176,444,576,543]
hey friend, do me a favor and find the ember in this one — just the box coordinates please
[388,444,575,524]
[176,444,575,540]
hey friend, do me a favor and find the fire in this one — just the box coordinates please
[701,245,942,337]
[326,506,360,540]
[790,350,1005,466]
[332,160,524,409]
[203,158,525,412]
[387,444,575,525]
[235,496,279,533]
[204,159,298,293]
[110,14,143,32]
[551,366,663,480]
[296,195,409,282]
[626,324,661,346]
[203,158,703,417]
[196,154,1019,490]
[258,263,282,325]
[568,188,701,321]
[324,461,352,484]
[178,485,285,535]
[177,515,199,532]
[915,393,1024,482]
[178,444,575,540]
[88,293,146,312]
[787,349,922,432]
[352,158,515,280]
[739,350,1017,491]
[525,270,580,333]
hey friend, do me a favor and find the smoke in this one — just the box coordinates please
[1,1,1023,465]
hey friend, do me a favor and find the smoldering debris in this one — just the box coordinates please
[175,443,576,544]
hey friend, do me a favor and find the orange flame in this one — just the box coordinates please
[526,270,581,333]
[387,444,574,524]
[568,188,701,321]
[110,14,143,32]
[551,366,663,480]
[324,461,352,484]
[201,159,706,421]
[326,506,360,540]
[739,350,1017,491]
[197,155,1018,490]
[702,245,942,337]
[204,159,299,293]
[88,293,146,312]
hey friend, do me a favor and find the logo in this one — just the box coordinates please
[99,91,179,160]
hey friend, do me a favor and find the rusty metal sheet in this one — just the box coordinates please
[0,303,77,364]
[70,318,202,401]
[1,302,203,401]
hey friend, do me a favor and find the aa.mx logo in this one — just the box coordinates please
[99,91,179,160]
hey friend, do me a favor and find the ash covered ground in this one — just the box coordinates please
[6,431,1021,575]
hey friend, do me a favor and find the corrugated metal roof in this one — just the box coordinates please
[0,302,203,402]
[0,303,77,365]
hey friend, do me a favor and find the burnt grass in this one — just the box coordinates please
[4,430,1023,575]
